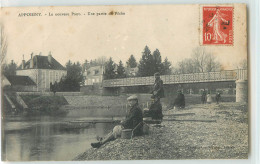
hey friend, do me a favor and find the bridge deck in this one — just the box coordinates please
[102,69,247,88]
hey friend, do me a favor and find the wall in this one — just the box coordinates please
[80,81,236,97]
[17,69,67,91]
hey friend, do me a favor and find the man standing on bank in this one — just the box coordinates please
[91,95,143,148]
[151,72,165,102]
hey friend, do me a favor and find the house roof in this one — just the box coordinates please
[17,55,66,70]
[5,75,36,86]
[84,65,104,76]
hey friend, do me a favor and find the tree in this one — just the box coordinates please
[2,60,17,76]
[104,57,116,79]
[95,56,107,66]
[174,47,222,74]
[138,46,169,76]
[162,57,172,75]
[82,59,89,72]
[205,53,221,72]
[116,60,126,78]
[138,46,154,76]
[177,58,196,74]
[1,24,8,64]
[126,55,137,68]
[82,56,107,72]
[192,47,221,72]
[152,49,163,74]
[57,61,84,91]
[235,59,247,69]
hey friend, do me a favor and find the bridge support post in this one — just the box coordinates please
[235,80,248,103]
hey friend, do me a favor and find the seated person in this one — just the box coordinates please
[91,95,143,148]
[172,90,185,109]
[143,95,163,120]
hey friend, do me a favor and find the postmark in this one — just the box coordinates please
[202,6,234,45]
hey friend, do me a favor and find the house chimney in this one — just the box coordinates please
[48,51,52,63]
[22,54,25,69]
[30,53,34,68]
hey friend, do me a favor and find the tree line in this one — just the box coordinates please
[2,46,247,92]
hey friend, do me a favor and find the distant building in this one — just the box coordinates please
[16,52,67,91]
[125,67,138,77]
[83,65,104,85]
[4,75,37,91]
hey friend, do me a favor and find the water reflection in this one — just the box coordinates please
[2,115,117,161]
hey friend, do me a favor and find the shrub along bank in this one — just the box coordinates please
[21,95,69,116]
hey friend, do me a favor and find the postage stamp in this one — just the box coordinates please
[202,6,234,45]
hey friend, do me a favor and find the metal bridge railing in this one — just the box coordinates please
[102,69,247,88]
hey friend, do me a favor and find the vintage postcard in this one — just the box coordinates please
[0,4,248,161]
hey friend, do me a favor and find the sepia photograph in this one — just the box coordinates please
[0,4,248,161]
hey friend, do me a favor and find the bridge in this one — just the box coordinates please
[80,69,247,102]
[99,69,248,103]
[102,69,247,87]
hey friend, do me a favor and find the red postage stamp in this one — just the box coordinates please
[202,6,234,45]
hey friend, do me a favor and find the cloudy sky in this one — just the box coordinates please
[2,4,247,69]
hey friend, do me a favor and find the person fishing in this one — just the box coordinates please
[143,95,163,120]
[172,90,185,109]
[216,92,221,104]
[151,72,164,102]
[91,95,143,148]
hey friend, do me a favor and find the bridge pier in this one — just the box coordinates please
[236,80,248,103]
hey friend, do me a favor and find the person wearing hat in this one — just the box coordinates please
[91,95,143,148]
[145,95,163,120]
[151,72,164,100]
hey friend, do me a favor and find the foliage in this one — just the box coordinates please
[126,55,137,68]
[2,60,17,76]
[57,61,84,91]
[104,57,116,79]
[22,95,69,116]
[152,49,164,74]
[234,59,247,69]
[82,56,107,71]
[116,60,126,78]
[138,46,154,76]
[162,57,172,75]
[138,46,172,76]
[1,24,8,64]
[173,47,221,74]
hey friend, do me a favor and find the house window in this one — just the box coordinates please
[55,72,59,82]
[42,71,46,88]
[95,70,99,75]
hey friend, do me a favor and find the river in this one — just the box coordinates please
[1,114,121,161]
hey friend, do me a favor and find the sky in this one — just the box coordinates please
[2,5,247,69]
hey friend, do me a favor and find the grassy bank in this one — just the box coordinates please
[74,102,248,160]
[21,95,69,116]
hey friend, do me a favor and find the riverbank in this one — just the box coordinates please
[74,102,248,160]
[21,95,69,116]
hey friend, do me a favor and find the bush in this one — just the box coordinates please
[22,95,69,116]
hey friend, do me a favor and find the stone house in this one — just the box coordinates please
[4,75,37,91]
[16,52,67,91]
[83,65,104,85]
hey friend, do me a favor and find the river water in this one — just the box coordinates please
[2,114,120,161]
